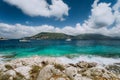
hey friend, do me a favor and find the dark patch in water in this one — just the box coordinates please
[0,52,17,62]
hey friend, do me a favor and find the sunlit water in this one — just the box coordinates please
[0,39,120,59]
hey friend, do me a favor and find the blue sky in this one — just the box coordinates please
[0,0,120,38]
[0,0,117,27]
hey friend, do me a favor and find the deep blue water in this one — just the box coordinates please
[0,39,120,58]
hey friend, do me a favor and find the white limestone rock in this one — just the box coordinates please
[14,66,31,79]
[37,65,54,80]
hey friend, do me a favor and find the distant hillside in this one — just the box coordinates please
[75,34,112,40]
[25,32,73,40]
[24,32,120,40]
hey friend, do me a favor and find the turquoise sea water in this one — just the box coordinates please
[0,39,120,59]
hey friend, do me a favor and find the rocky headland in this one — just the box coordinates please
[0,56,120,80]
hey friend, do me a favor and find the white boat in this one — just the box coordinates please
[66,38,71,41]
[19,39,30,42]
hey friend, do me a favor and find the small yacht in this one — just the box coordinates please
[66,38,71,41]
[19,39,30,42]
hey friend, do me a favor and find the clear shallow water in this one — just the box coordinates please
[0,39,120,59]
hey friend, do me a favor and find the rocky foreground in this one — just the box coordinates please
[0,56,120,80]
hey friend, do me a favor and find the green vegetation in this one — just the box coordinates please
[26,32,73,40]
[75,34,112,40]
[54,64,65,71]
[24,32,120,40]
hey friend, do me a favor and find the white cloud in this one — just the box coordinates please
[86,0,115,28]
[113,0,120,26]
[0,22,120,39]
[113,0,120,11]
[0,23,56,38]
[4,0,69,20]
[0,0,120,39]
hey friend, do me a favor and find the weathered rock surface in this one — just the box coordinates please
[0,56,119,80]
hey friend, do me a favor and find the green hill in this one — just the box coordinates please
[26,32,73,40]
[24,32,120,40]
[75,34,112,40]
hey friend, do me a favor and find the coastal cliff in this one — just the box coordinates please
[0,56,120,80]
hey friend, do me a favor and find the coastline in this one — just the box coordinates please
[0,56,120,80]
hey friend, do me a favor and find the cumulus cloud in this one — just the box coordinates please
[113,0,120,11]
[0,23,56,39]
[86,0,115,28]
[0,0,120,39]
[113,0,120,26]
[0,23,87,39]
[4,0,69,20]
[0,22,120,39]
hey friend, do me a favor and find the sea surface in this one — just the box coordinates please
[0,39,120,63]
